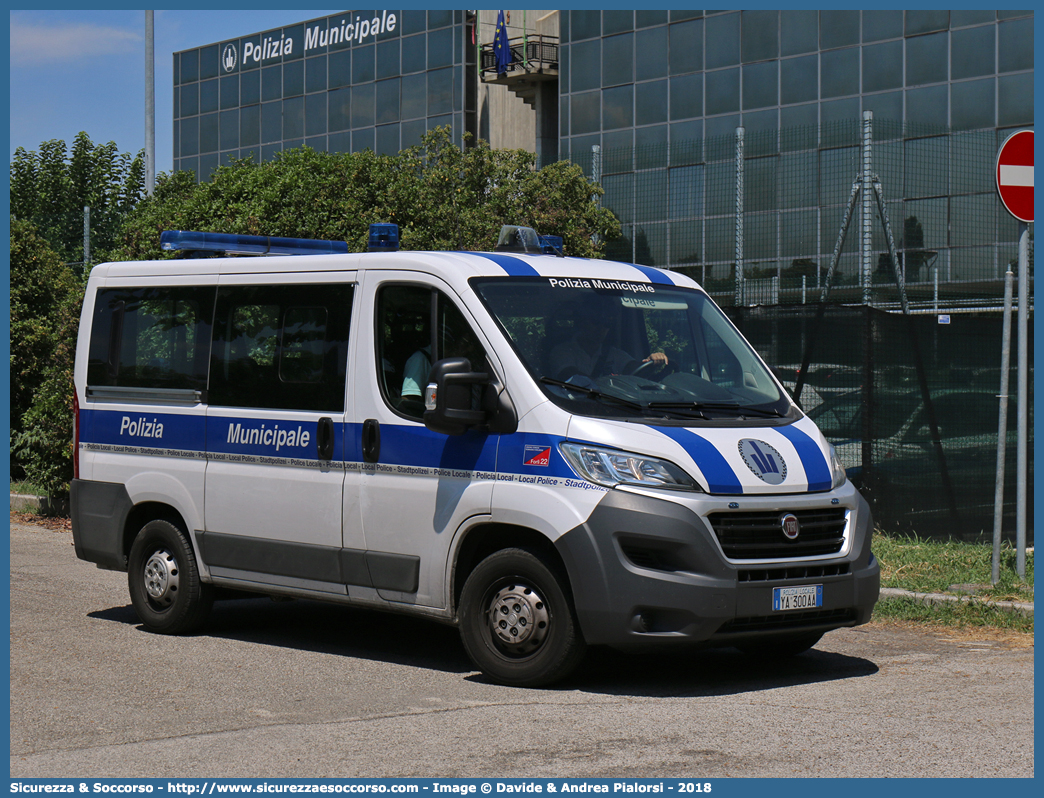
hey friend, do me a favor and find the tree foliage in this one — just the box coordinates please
[117,128,619,259]
[9,219,83,494]
[10,132,145,264]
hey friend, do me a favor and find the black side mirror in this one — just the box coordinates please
[423,357,489,436]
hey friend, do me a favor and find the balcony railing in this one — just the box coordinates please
[480,34,559,82]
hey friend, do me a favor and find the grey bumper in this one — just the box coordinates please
[555,487,880,650]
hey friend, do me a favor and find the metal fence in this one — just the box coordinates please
[561,113,1033,311]
[725,304,1033,544]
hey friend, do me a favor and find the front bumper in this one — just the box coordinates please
[554,483,880,650]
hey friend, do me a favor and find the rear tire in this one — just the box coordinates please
[459,548,586,687]
[736,631,823,658]
[128,519,213,634]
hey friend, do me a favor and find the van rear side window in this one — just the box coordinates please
[208,284,353,412]
[86,286,215,391]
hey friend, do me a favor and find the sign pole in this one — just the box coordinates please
[1016,220,1028,578]
[994,129,1032,579]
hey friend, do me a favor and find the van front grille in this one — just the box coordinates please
[708,508,847,560]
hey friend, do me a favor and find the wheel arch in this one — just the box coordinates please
[450,523,571,616]
[123,502,191,562]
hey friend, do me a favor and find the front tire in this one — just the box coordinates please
[459,548,586,687]
[128,519,213,634]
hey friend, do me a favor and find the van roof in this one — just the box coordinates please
[89,249,705,294]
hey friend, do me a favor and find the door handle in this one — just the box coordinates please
[317,417,335,461]
[362,418,381,463]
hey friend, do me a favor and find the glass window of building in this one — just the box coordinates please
[863,41,904,93]
[603,33,633,88]
[820,47,859,98]
[669,18,703,75]
[635,26,668,82]
[998,18,1033,73]
[820,11,860,50]
[705,13,740,69]
[907,32,949,87]
[862,10,903,43]
[781,10,818,56]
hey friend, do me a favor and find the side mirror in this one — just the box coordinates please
[423,357,519,436]
[423,358,489,436]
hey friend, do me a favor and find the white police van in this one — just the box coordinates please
[71,225,879,686]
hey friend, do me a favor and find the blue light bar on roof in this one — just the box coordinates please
[160,230,349,256]
[368,223,400,252]
[539,235,564,256]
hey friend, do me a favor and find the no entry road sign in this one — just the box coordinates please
[996,130,1034,223]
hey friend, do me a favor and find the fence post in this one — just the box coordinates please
[735,126,745,306]
[993,265,1015,584]
[1016,221,1029,578]
[861,111,873,306]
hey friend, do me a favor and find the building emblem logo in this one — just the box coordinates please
[738,439,787,485]
[222,43,238,72]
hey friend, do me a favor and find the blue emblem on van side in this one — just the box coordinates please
[738,439,787,485]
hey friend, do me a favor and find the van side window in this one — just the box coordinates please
[376,284,487,419]
[86,286,215,391]
[209,284,353,411]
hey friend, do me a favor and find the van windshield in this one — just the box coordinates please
[472,276,792,422]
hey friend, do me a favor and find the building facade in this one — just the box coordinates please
[173,9,1033,301]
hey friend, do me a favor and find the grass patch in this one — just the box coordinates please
[872,530,1034,633]
[10,480,48,497]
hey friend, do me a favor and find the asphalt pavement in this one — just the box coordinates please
[9,518,1035,779]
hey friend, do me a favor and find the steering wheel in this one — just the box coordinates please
[628,358,675,379]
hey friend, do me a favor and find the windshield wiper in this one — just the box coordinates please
[539,377,645,411]
[647,401,785,418]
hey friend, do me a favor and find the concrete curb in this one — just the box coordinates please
[879,586,1034,617]
[9,494,69,516]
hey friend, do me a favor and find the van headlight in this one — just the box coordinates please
[560,442,702,492]
[829,444,847,489]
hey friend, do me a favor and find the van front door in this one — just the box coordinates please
[202,277,356,595]
[344,275,497,608]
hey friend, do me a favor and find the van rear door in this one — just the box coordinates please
[201,275,356,594]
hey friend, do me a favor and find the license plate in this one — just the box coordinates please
[773,584,823,611]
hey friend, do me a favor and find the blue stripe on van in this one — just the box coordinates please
[80,408,206,452]
[462,252,540,277]
[654,427,743,494]
[626,263,675,285]
[776,423,833,492]
[363,423,500,472]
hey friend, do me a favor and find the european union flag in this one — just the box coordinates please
[494,10,511,75]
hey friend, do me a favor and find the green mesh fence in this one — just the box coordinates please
[725,305,1033,544]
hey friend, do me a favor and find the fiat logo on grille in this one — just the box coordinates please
[780,513,801,540]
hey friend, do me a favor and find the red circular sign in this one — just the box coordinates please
[996,130,1034,223]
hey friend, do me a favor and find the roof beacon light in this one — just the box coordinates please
[495,225,564,256]
[539,235,564,257]
[368,223,400,252]
[160,230,348,256]
[495,225,543,254]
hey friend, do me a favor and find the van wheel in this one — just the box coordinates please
[459,548,586,687]
[128,520,213,634]
[736,631,823,658]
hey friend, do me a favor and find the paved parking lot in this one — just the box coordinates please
[9,518,1034,778]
